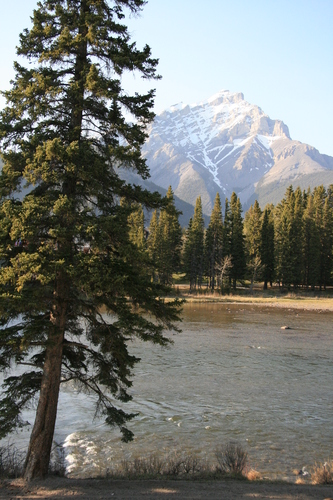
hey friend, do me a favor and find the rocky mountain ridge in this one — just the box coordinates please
[142,90,333,217]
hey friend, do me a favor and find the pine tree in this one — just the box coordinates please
[244,200,262,291]
[146,187,182,284]
[222,197,232,291]
[182,217,195,288]
[290,187,304,287]
[0,0,181,480]
[191,196,205,288]
[223,198,232,259]
[147,209,159,274]
[313,186,333,289]
[204,192,223,290]
[127,202,145,249]
[183,197,205,289]
[302,194,320,289]
[260,204,275,289]
[157,186,182,284]
[229,192,246,290]
[274,186,303,289]
[321,197,333,288]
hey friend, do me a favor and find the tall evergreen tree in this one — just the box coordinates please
[0,0,181,480]
[313,186,333,289]
[321,197,333,288]
[182,217,195,288]
[146,187,182,284]
[223,197,232,259]
[157,186,182,284]
[126,202,145,249]
[191,196,205,288]
[244,200,262,292]
[183,197,205,289]
[260,204,275,289]
[204,192,223,290]
[302,194,320,289]
[229,192,246,290]
[274,186,303,288]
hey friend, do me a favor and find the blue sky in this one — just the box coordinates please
[1,0,332,155]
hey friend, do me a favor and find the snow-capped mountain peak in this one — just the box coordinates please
[143,90,333,216]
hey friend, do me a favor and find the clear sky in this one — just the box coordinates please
[0,0,332,155]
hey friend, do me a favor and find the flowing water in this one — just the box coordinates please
[2,303,333,480]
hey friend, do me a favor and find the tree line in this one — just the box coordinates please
[135,184,333,292]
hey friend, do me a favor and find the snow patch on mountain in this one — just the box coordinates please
[143,90,333,216]
[145,90,289,197]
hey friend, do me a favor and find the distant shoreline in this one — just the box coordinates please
[174,288,333,312]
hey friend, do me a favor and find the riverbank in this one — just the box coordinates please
[175,286,333,311]
[2,477,333,500]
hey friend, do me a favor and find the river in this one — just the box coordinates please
[2,303,333,480]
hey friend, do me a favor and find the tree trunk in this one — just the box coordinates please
[24,322,64,480]
[24,271,67,481]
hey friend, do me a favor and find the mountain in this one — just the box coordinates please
[142,90,333,217]
[2,91,333,226]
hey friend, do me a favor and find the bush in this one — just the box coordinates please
[215,442,248,476]
[0,443,25,478]
[311,461,333,485]
[110,449,209,478]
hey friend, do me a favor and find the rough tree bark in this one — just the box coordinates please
[24,300,66,480]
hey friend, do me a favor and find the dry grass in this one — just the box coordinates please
[173,281,333,311]
[177,291,333,311]
[311,461,333,485]
[246,468,262,481]
[0,442,66,479]
[0,443,25,478]
[109,450,211,479]
[106,444,255,480]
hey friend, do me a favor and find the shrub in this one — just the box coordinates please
[110,449,209,478]
[311,461,333,485]
[215,442,248,476]
[0,443,25,478]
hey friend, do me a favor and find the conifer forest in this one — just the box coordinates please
[146,185,333,293]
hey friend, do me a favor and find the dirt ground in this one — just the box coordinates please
[1,478,333,500]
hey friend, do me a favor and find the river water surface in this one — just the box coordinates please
[2,303,333,480]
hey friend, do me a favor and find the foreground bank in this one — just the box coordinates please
[2,477,333,500]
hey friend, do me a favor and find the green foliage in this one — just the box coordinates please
[274,185,333,289]
[302,195,320,289]
[127,203,145,249]
[0,0,181,478]
[244,200,262,260]
[147,186,182,284]
[180,185,332,292]
[260,205,275,289]
[228,193,246,289]
[204,193,223,290]
[183,196,205,289]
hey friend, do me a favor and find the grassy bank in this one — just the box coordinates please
[2,442,332,486]
[171,283,333,311]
